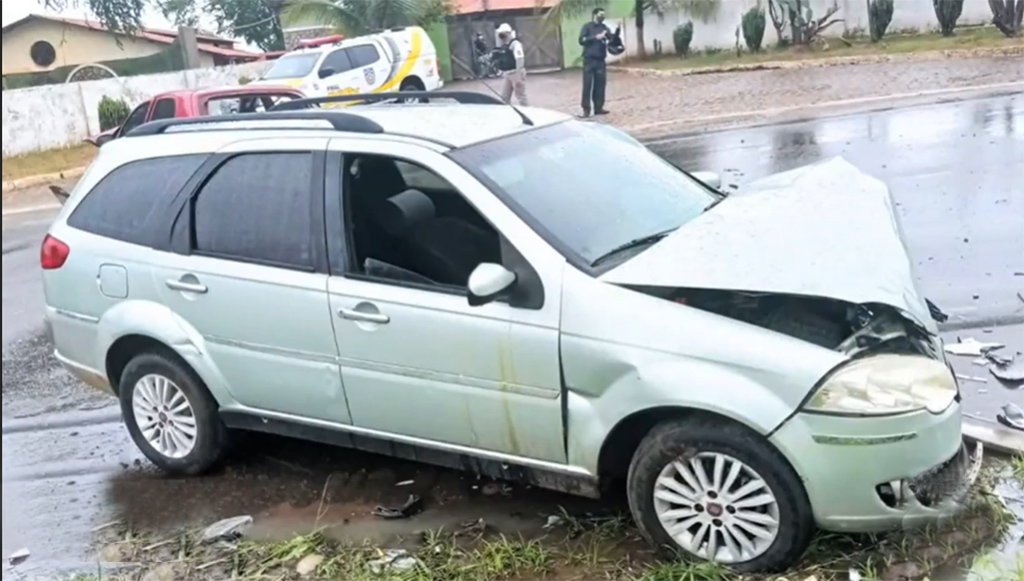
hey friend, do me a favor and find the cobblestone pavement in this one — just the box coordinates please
[451,56,1024,135]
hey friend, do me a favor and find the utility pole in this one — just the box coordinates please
[178,26,202,69]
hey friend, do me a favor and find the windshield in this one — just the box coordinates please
[450,121,718,267]
[263,54,320,79]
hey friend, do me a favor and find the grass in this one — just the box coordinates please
[1012,455,1024,483]
[642,25,1022,71]
[2,143,95,182]
[60,458,1021,581]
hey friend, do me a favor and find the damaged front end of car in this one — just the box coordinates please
[623,287,947,361]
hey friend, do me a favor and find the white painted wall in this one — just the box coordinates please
[615,0,994,58]
[2,61,271,156]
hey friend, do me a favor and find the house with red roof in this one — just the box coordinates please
[1,14,263,78]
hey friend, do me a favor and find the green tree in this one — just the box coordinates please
[542,0,720,60]
[281,0,452,36]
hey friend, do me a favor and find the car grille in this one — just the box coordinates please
[908,443,970,507]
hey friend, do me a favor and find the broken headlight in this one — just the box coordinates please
[805,355,957,416]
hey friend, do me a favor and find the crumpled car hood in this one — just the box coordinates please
[601,157,936,333]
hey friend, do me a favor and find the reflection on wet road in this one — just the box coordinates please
[649,93,1023,330]
[3,95,1022,577]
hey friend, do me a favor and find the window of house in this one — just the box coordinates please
[67,155,207,246]
[343,155,501,289]
[30,40,56,67]
[192,153,315,269]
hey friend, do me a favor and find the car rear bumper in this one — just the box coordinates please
[770,403,982,533]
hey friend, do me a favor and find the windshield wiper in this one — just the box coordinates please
[591,228,676,267]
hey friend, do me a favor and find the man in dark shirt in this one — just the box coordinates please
[579,7,611,117]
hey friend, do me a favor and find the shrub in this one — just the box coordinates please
[869,0,895,41]
[673,21,695,56]
[97,96,129,131]
[933,0,964,36]
[988,0,1024,37]
[742,6,767,51]
[238,75,253,85]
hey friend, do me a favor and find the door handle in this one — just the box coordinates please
[339,308,389,324]
[166,279,208,294]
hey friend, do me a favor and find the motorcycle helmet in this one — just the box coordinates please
[607,26,625,55]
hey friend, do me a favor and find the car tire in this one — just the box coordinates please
[119,351,229,476]
[626,417,814,573]
[399,78,426,103]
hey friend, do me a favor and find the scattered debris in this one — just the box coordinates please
[983,351,1024,385]
[296,554,325,576]
[200,516,252,543]
[984,351,1014,367]
[5,549,30,569]
[373,495,422,519]
[481,482,512,496]
[395,480,415,487]
[543,515,565,529]
[955,374,987,384]
[91,520,122,532]
[849,571,863,581]
[978,389,989,394]
[998,403,1024,432]
[456,518,487,537]
[368,549,421,574]
[945,337,1005,357]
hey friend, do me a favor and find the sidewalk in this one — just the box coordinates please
[452,55,1024,138]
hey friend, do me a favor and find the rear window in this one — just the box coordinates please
[67,155,206,246]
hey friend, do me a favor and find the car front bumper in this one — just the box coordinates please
[770,403,983,533]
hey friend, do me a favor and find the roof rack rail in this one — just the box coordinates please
[270,90,504,111]
[127,111,384,137]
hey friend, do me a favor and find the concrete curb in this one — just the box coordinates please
[608,45,1024,78]
[963,416,1024,456]
[1,167,86,195]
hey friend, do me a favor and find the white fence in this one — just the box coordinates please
[607,0,994,59]
[2,61,271,157]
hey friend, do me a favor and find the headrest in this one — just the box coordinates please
[375,189,436,237]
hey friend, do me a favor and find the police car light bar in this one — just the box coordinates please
[297,35,345,48]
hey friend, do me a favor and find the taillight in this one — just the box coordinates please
[41,235,69,269]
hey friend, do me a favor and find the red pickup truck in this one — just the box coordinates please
[88,85,305,146]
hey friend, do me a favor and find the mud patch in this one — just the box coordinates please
[2,330,114,418]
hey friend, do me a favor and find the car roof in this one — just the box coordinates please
[343,104,571,148]
[150,85,304,101]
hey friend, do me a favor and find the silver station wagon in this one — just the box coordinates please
[42,92,981,572]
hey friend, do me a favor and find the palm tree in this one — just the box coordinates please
[282,0,450,36]
[542,0,720,60]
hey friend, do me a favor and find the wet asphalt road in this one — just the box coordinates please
[2,94,1022,576]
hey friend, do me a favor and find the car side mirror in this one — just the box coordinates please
[691,171,721,189]
[95,133,113,147]
[468,263,516,307]
[318,67,335,79]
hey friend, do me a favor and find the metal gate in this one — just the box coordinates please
[447,13,563,81]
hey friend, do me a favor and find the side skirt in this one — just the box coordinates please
[220,410,601,499]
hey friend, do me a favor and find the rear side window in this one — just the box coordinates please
[68,155,206,245]
[151,98,176,120]
[192,153,314,269]
[347,45,380,68]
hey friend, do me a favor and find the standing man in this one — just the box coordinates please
[579,7,611,117]
[496,23,528,106]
